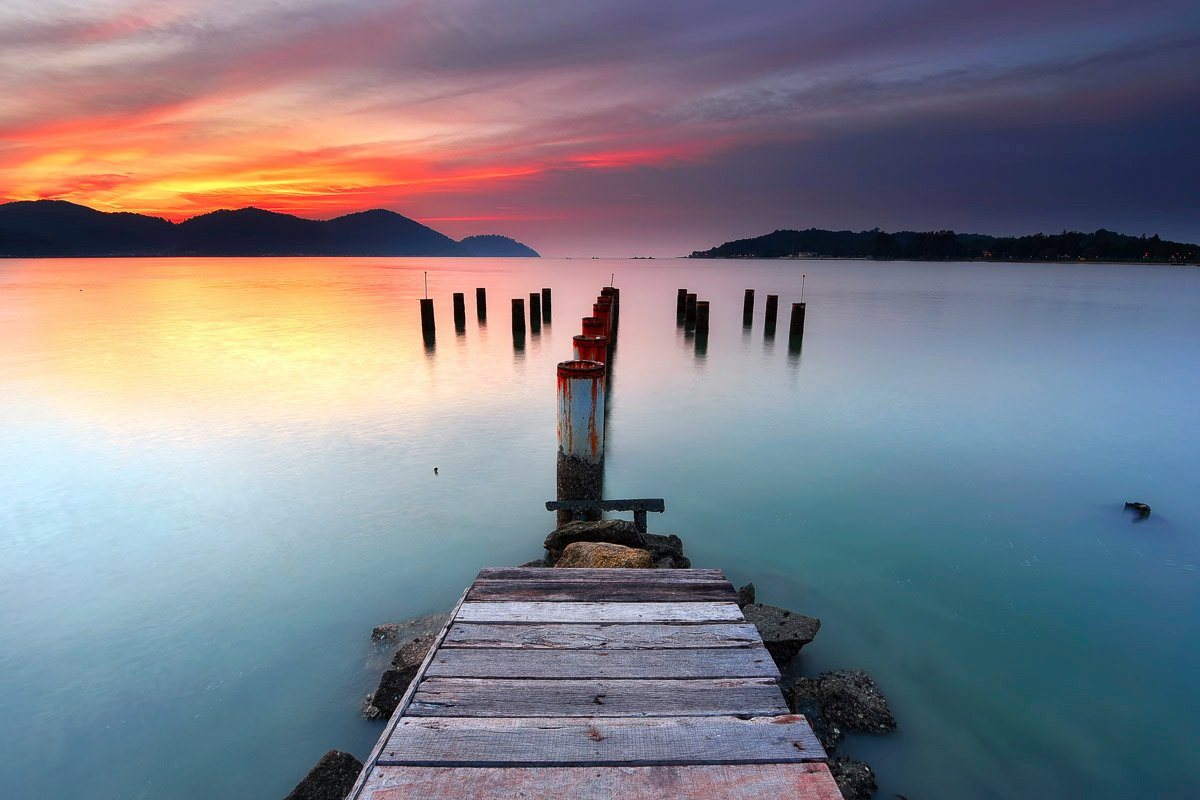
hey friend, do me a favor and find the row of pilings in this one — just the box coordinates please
[677,286,807,354]
[419,286,553,348]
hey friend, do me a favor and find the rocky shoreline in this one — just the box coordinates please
[288,519,903,800]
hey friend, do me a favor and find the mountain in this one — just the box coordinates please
[0,201,536,257]
[689,227,1199,263]
[458,234,540,257]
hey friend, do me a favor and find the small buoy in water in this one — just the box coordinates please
[433,467,439,475]
[1124,501,1151,519]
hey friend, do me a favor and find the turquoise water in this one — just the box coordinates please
[0,257,1197,799]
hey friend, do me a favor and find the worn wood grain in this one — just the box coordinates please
[454,601,744,624]
[381,715,826,766]
[466,579,736,603]
[442,622,761,650]
[408,677,789,717]
[359,763,843,800]
[425,646,779,679]
[475,567,727,583]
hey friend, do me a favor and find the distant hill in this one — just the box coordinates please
[0,200,538,258]
[690,227,1199,264]
[459,234,540,257]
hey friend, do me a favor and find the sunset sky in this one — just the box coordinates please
[2,0,1198,255]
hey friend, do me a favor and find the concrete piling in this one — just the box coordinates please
[541,288,552,323]
[529,292,542,334]
[420,298,435,333]
[573,334,608,364]
[593,301,612,337]
[556,360,606,525]
[764,294,779,338]
[452,292,466,332]
[788,302,806,354]
[582,316,606,337]
[476,288,487,321]
[677,289,688,321]
[601,287,619,333]
[743,289,754,327]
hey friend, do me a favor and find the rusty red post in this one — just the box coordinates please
[529,292,542,334]
[592,301,612,336]
[573,334,608,364]
[556,360,606,525]
[582,316,605,337]
[764,294,779,338]
[601,286,619,333]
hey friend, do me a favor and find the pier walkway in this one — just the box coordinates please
[349,567,842,799]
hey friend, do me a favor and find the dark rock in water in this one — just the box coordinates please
[363,637,433,719]
[827,757,878,800]
[1124,501,1151,519]
[736,583,756,608]
[811,669,896,734]
[519,557,550,567]
[543,520,690,568]
[371,611,448,644]
[789,676,839,750]
[544,519,644,560]
[284,749,362,800]
[742,603,821,666]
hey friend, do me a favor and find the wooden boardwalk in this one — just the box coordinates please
[350,567,842,799]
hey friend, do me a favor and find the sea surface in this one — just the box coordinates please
[1,257,1197,799]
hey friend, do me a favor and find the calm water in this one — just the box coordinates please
[1,257,1197,799]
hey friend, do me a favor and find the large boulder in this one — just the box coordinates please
[827,757,877,800]
[544,519,645,560]
[736,583,756,608]
[556,541,655,569]
[789,676,838,750]
[363,636,434,719]
[284,749,362,800]
[741,603,821,666]
[812,669,896,734]
[371,611,447,645]
[641,532,690,568]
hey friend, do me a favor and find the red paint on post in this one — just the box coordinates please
[573,334,608,364]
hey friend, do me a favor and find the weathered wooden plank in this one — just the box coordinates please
[408,677,788,717]
[425,647,779,679]
[475,567,727,583]
[359,763,843,800]
[454,601,744,624]
[443,622,762,650]
[380,715,826,766]
[466,579,736,603]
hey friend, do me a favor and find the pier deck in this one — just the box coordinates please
[350,567,842,799]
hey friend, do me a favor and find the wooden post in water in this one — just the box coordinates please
[764,294,779,338]
[677,288,688,322]
[475,287,487,321]
[743,289,755,327]
[573,334,608,364]
[556,360,606,525]
[601,286,619,334]
[684,293,698,330]
[788,302,806,352]
[452,292,466,333]
[695,300,710,336]
[420,298,435,334]
[529,292,542,334]
[593,301,612,338]
[512,298,526,339]
[582,316,605,337]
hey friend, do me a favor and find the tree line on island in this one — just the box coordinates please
[0,200,539,257]
[690,227,1198,264]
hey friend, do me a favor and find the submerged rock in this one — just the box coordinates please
[556,541,655,569]
[736,582,756,608]
[1124,501,1151,519]
[742,603,821,666]
[642,532,690,568]
[284,749,362,800]
[518,557,550,567]
[793,669,896,736]
[790,676,839,750]
[371,611,447,645]
[363,636,434,719]
[827,756,878,800]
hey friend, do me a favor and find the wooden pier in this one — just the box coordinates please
[349,567,842,799]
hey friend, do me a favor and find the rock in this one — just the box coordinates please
[641,532,690,568]
[363,636,433,718]
[544,519,644,560]
[1124,501,1151,519]
[555,541,655,569]
[789,676,840,750]
[371,611,448,644]
[519,557,550,567]
[741,603,821,666]
[284,749,362,800]
[736,582,756,608]
[812,669,896,734]
[827,757,877,800]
